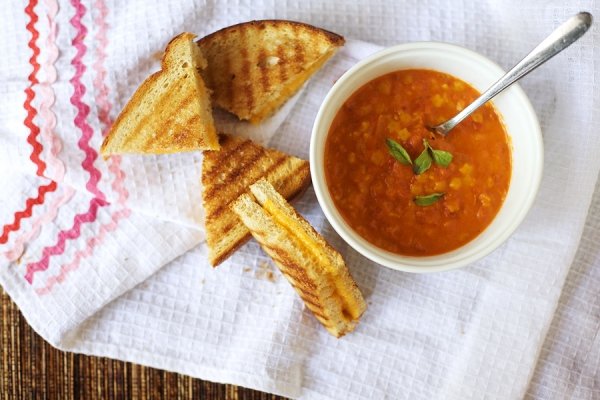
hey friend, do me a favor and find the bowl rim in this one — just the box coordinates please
[309,41,544,273]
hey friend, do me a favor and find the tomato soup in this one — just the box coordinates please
[324,69,511,256]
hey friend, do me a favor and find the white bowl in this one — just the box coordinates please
[310,42,543,273]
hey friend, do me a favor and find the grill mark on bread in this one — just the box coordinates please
[278,265,318,293]
[258,48,270,92]
[293,38,305,74]
[121,85,169,147]
[205,154,288,222]
[127,88,193,148]
[185,114,201,136]
[297,293,325,312]
[267,162,309,195]
[267,249,320,294]
[203,144,264,199]
[214,220,237,238]
[205,151,270,215]
[129,57,199,141]
[203,138,252,180]
[157,87,196,132]
[292,284,321,305]
[289,288,328,319]
[208,230,253,266]
[267,238,335,319]
[204,141,259,187]
[314,315,332,328]
[277,45,287,82]
[240,47,254,112]
[276,270,320,302]
[177,114,204,147]
[280,268,319,301]
[301,303,328,320]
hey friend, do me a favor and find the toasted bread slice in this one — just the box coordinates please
[197,20,344,123]
[101,33,219,155]
[232,179,366,337]
[202,134,310,266]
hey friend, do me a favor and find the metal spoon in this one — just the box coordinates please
[430,12,592,136]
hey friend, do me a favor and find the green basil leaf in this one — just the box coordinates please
[414,192,444,206]
[424,138,453,167]
[385,138,412,165]
[413,147,432,175]
[432,149,453,167]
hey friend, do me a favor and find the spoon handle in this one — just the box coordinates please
[436,12,592,135]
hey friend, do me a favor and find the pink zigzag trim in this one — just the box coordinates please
[69,0,104,201]
[3,0,75,263]
[24,197,107,283]
[5,187,75,262]
[1,0,60,246]
[106,156,129,204]
[24,0,111,284]
[35,207,130,295]
[36,161,130,292]
[36,0,132,294]
[38,84,63,177]
[38,0,64,181]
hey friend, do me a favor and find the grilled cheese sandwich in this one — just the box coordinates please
[197,20,344,124]
[101,32,219,155]
[232,179,366,337]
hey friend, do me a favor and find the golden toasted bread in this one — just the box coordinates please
[197,20,344,123]
[231,179,366,337]
[101,33,219,155]
[202,134,310,266]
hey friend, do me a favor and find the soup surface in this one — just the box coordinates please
[324,69,511,256]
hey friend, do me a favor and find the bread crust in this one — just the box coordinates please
[198,20,345,47]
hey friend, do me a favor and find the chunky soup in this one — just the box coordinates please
[324,69,511,256]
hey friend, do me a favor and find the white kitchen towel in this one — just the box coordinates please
[0,0,599,399]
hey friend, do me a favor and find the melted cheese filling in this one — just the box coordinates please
[263,199,362,320]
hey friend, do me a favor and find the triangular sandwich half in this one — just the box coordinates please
[197,20,344,123]
[231,179,366,337]
[101,32,219,155]
[202,134,310,266]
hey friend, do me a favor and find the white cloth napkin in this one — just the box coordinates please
[1,0,599,399]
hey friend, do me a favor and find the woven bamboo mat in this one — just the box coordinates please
[0,288,288,399]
